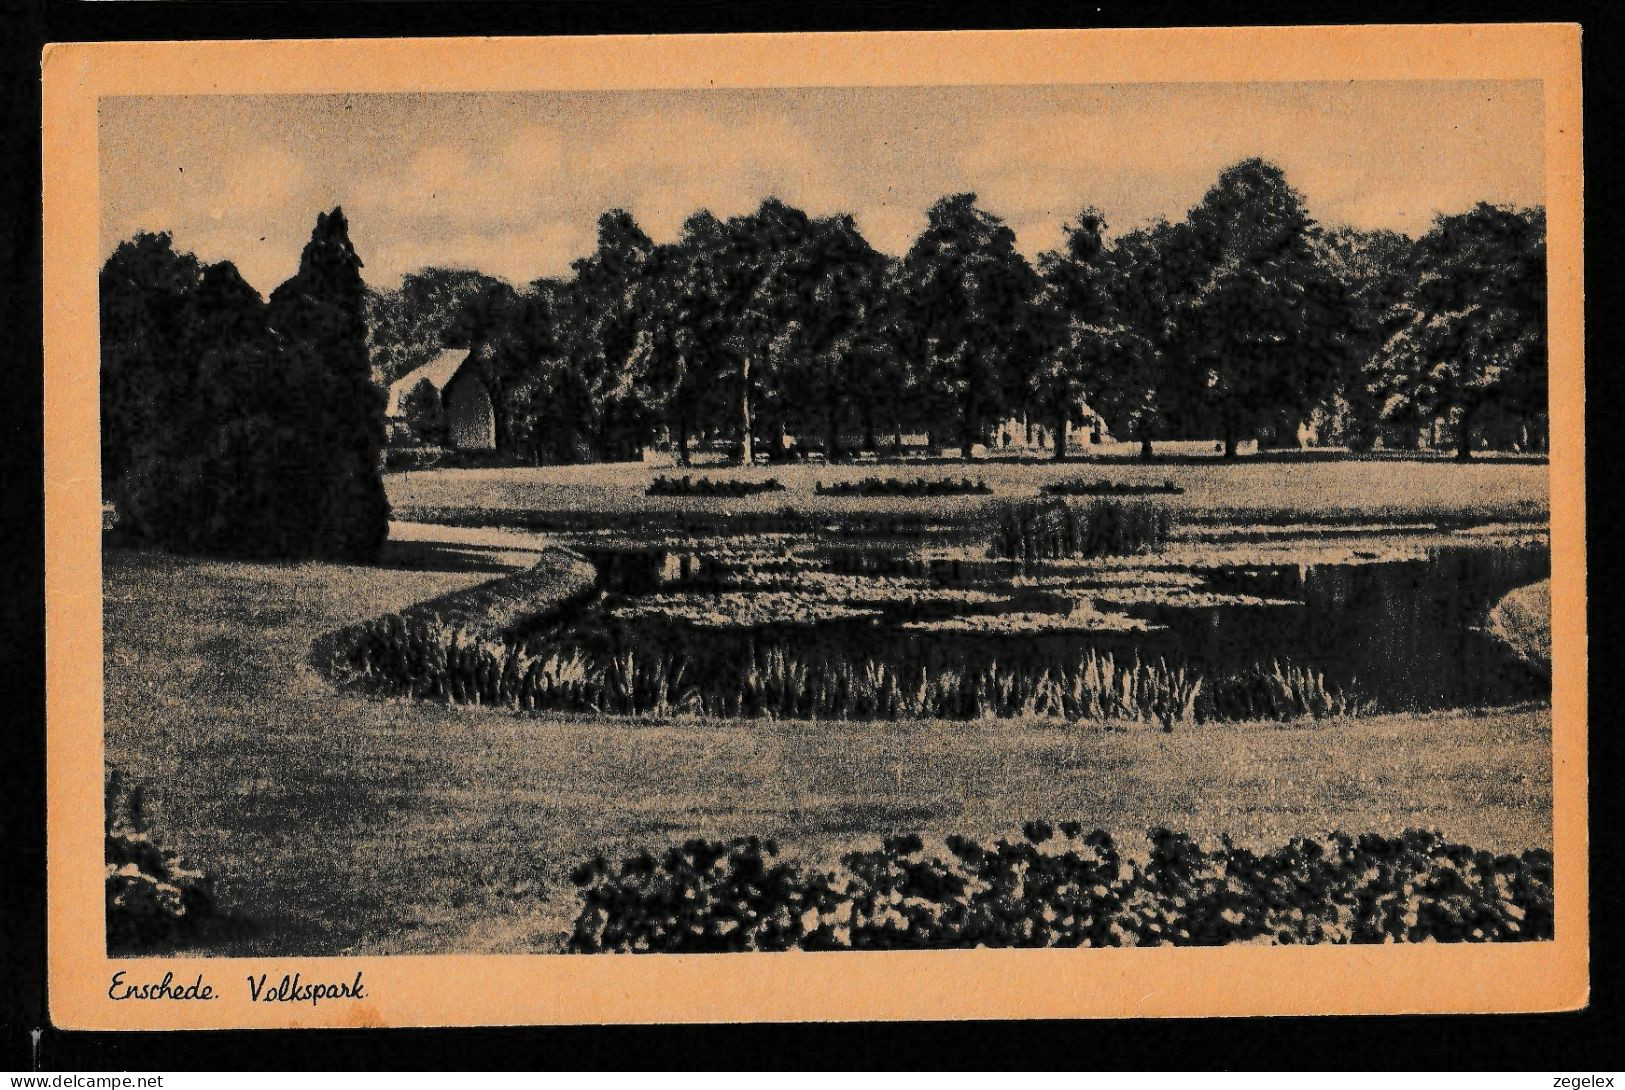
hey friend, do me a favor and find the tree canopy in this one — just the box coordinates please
[1371,203,1547,458]
[104,161,1549,496]
[438,162,1545,467]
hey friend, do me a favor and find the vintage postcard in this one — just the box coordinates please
[44,25,1586,1029]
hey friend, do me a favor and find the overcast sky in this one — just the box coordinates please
[99,81,1544,297]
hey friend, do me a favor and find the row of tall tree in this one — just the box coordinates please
[100,160,1547,561]
[101,209,389,559]
[410,158,1545,465]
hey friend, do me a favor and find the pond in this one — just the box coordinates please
[557,541,1550,716]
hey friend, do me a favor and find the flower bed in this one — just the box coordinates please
[566,826,1553,952]
[646,476,787,498]
[1041,480,1185,496]
[816,476,992,497]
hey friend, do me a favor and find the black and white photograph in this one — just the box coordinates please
[40,26,1586,1032]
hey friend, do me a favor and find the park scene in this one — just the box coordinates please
[99,85,1552,955]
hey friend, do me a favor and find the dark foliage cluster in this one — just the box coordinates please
[101,210,388,560]
[814,476,993,497]
[992,497,1173,560]
[566,826,1554,952]
[645,475,787,497]
[365,268,508,388]
[396,377,445,446]
[1040,479,1184,496]
[105,770,232,952]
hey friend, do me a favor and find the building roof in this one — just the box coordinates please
[385,348,472,416]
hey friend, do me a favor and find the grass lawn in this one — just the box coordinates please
[105,546,1553,956]
[1487,579,1553,679]
[386,453,1549,530]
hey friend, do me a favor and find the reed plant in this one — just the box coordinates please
[1208,660,1370,721]
[336,617,1356,726]
[991,498,1173,562]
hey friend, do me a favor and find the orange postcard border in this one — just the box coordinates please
[43,24,1587,1030]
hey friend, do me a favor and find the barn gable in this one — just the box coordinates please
[384,348,474,416]
[384,347,497,452]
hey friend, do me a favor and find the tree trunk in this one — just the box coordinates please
[1053,405,1068,462]
[1222,410,1241,458]
[675,410,690,467]
[1139,436,1154,462]
[599,403,616,463]
[961,392,977,461]
[1455,407,1474,461]
[861,401,877,454]
[1214,401,1240,459]
[826,387,843,463]
[738,354,754,466]
[490,378,507,455]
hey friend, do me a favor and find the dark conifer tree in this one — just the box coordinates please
[99,232,201,492]
[267,207,390,559]
[114,258,269,552]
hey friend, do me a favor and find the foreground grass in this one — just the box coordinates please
[105,548,1552,956]
[387,455,1549,530]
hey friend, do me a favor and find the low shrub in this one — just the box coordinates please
[567,826,1553,952]
[105,769,233,952]
[1040,479,1184,497]
[815,477,992,498]
[646,476,786,498]
[992,498,1174,561]
[382,443,446,472]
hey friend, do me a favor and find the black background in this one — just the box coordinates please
[2,0,1621,1071]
